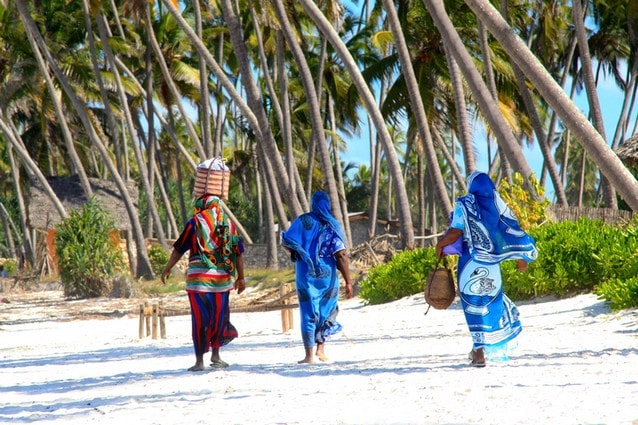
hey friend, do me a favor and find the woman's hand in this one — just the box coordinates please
[234,277,246,294]
[516,259,528,271]
[161,268,170,284]
[436,228,463,258]
[344,282,353,299]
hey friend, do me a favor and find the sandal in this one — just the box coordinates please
[210,360,229,368]
[469,359,486,368]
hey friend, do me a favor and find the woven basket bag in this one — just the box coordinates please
[424,258,456,312]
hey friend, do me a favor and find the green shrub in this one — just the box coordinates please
[498,172,550,228]
[594,277,638,310]
[515,218,638,299]
[359,217,638,310]
[2,258,17,276]
[148,243,170,276]
[55,198,125,298]
[359,248,448,305]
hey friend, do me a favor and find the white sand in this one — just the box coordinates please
[1,291,636,425]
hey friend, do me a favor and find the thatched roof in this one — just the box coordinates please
[616,134,638,167]
[28,176,138,231]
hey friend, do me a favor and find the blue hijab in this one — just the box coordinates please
[281,191,344,278]
[458,172,538,264]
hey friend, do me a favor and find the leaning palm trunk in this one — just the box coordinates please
[382,0,453,219]
[82,2,124,179]
[0,202,17,258]
[14,0,154,278]
[20,2,93,199]
[422,0,539,201]
[498,2,568,206]
[160,0,302,221]
[271,0,344,228]
[610,72,637,150]
[193,0,212,155]
[2,136,35,266]
[327,94,353,248]
[94,9,168,248]
[259,160,279,269]
[442,42,475,175]
[219,0,303,218]
[300,0,415,248]
[0,118,68,223]
[542,36,578,197]
[143,6,206,162]
[463,0,638,212]
[571,0,616,209]
[273,31,308,212]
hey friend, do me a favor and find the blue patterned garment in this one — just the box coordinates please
[451,172,538,264]
[281,192,346,348]
[450,172,538,355]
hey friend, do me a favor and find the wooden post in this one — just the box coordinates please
[144,301,151,337]
[151,302,158,339]
[138,303,144,339]
[159,301,167,339]
[285,284,294,330]
[280,285,290,333]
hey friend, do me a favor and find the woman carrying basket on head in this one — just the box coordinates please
[162,158,245,372]
[436,172,537,367]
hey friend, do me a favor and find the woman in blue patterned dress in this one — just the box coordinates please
[436,172,538,367]
[281,191,353,364]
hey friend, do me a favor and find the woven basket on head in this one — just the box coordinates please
[424,260,455,310]
[192,157,230,199]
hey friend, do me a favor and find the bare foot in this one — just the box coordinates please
[315,343,328,362]
[298,347,314,364]
[188,363,205,372]
[210,348,222,364]
[470,348,486,368]
[210,355,227,366]
[315,350,329,362]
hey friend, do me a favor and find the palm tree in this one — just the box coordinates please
[270,0,346,232]
[14,0,155,277]
[422,0,539,200]
[160,0,303,224]
[571,0,616,209]
[299,0,415,248]
[463,0,638,211]
[381,0,452,220]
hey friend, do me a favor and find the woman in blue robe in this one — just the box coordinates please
[436,172,538,367]
[281,191,353,363]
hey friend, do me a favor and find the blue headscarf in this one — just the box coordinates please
[458,172,538,264]
[309,191,344,240]
[281,191,344,278]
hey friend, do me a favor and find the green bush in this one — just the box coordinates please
[359,248,448,305]
[2,258,17,276]
[359,217,638,310]
[515,219,638,299]
[55,198,125,298]
[594,277,638,310]
[148,243,170,276]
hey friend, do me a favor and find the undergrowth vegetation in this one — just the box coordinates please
[358,217,638,311]
[55,198,125,298]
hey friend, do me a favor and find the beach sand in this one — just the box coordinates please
[1,289,636,425]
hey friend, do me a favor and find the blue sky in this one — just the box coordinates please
[336,2,635,201]
[338,67,634,201]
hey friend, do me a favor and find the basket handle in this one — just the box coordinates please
[203,157,227,197]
